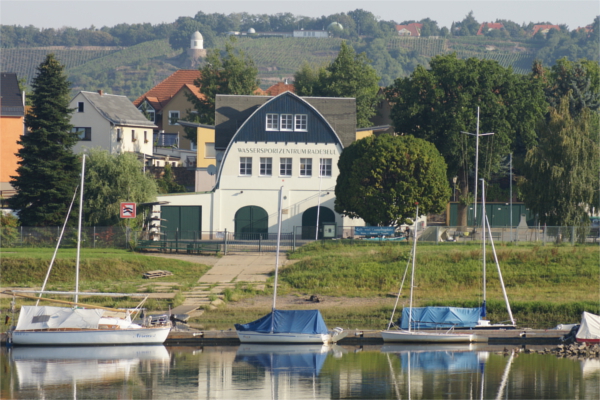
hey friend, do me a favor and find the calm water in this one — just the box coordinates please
[1,344,598,399]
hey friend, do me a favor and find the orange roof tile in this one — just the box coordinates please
[134,70,203,111]
[265,82,295,96]
[254,87,268,96]
[395,23,422,37]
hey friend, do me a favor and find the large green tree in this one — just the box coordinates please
[519,98,599,226]
[294,41,381,128]
[335,134,450,227]
[387,54,547,226]
[9,54,79,226]
[186,37,259,133]
[83,149,157,228]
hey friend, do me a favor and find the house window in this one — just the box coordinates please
[319,158,332,177]
[295,114,307,131]
[117,128,122,141]
[300,158,312,177]
[144,131,148,143]
[260,158,272,176]
[266,114,279,131]
[169,111,180,125]
[205,143,215,158]
[280,114,293,131]
[280,158,292,176]
[132,130,136,142]
[78,102,84,112]
[240,157,252,176]
[71,127,91,141]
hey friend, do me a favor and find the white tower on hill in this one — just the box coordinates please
[191,31,204,50]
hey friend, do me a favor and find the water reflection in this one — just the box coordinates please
[1,344,596,399]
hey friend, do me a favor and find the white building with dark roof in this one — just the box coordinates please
[70,90,157,156]
[156,91,366,237]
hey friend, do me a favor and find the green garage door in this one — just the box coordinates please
[234,206,268,239]
[161,206,201,240]
[302,206,335,239]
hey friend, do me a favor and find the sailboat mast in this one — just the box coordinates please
[272,186,284,313]
[75,154,86,304]
[481,179,486,312]
[408,204,419,332]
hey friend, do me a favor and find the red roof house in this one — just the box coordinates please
[477,22,504,35]
[265,81,295,96]
[395,23,422,37]
[532,24,560,36]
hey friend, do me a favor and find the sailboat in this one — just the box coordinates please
[8,154,172,346]
[235,187,347,344]
[381,204,483,343]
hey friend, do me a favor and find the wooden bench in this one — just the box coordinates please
[136,240,221,255]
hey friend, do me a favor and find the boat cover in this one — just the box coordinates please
[576,312,600,342]
[15,306,104,331]
[235,309,328,334]
[399,307,482,329]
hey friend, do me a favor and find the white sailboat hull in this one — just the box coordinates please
[11,327,171,346]
[237,330,347,344]
[381,330,484,343]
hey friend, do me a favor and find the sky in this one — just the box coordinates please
[1,0,598,31]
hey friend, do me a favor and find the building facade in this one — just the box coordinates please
[0,72,25,197]
[156,91,365,236]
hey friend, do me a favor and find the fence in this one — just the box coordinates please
[0,226,128,248]
[3,224,598,251]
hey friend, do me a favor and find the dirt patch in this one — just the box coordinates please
[224,293,392,311]
[142,253,220,266]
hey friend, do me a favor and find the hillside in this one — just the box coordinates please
[0,36,559,99]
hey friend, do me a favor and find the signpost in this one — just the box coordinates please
[120,202,136,219]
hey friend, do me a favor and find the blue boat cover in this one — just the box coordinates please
[235,309,329,334]
[235,350,327,376]
[399,307,482,329]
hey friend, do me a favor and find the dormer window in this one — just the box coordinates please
[138,102,155,122]
[266,114,279,131]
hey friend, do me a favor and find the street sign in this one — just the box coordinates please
[120,202,136,218]
[355,226,395,236]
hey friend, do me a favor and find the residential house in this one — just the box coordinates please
[177,121,216,192]
[265,81,295,96]
[395,23,422,37]
[477,22,504,35]
[0,72,25,198]
[70,90,157,157]
[133,70,204,152]
[155,91,365,237]
[532,24,560,36]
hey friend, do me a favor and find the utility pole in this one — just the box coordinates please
[461,107,494,226]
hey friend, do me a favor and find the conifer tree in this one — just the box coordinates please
[9,54,79,226]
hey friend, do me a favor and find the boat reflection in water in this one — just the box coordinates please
[10,345,170,391]
[381,343,489,372]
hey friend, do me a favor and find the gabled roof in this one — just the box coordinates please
[266,82,295,96]
[133,70,203,111]
[79,91,157,128]
[532,24,560,36]
[395,23,422,37]
[0,72,24,117]
[477,22,504,35]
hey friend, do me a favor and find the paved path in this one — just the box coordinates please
[150,253,296,315]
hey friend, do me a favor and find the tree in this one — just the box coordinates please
[335,134,450,227]
[83,149,157,228]
[519,98,599,226]
[545,58,600,116]
[186,37,259,139]
[387,54,547,226]
[157,163,186,194]
[294,41,381,128]
[9,54,80,226]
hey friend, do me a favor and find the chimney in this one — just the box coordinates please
[98,90,103,96]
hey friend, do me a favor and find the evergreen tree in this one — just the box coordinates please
[9,54,79,226]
